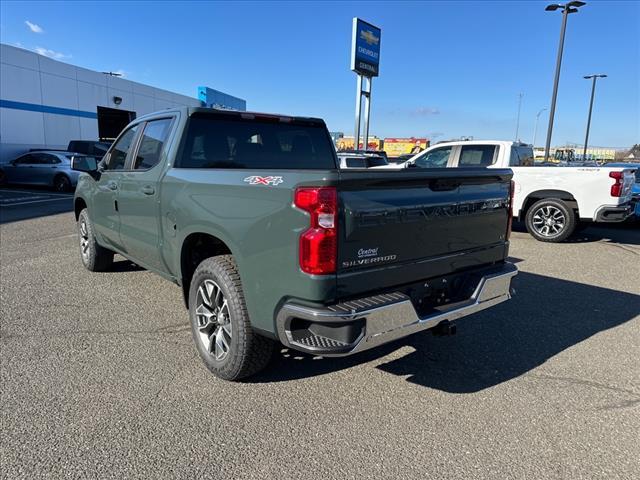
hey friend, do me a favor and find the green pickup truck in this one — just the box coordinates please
[72,107,517,380]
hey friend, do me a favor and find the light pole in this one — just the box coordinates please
[532,107,547,148]
[515,92,524,141]
[582,74,607,160]
[543,1,586,162]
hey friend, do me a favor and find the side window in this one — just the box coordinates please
[14,155,32,165]
[106,125,139,170]
[459,145,497,167]
[414,147,452,168]
[29,154,47,164]
[133,118,173,170]
[35,153,60,164]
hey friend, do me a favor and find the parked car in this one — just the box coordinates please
[0,151,95,191]
[72,107,517,381]
[338,149,389,162]
[605,163,640,195]
[606,162,640,218]
[376,141,636,242]
[336,151,388,168]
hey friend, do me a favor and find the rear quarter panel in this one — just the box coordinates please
[509,167,628,220]
[160,169,341,334]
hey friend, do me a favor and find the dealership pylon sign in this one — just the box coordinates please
[351,18,381,150]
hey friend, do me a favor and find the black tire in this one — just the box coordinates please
[189,255,274,381]
[77,208,114,271]
[53,174,71,192]
[525,198,577,242]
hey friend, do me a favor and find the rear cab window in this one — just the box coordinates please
[177,115,336,169]
[458,145,498,167]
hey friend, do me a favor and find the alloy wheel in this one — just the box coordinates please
[532,205,566,237]
[79,219,90,262]
[195,279,233,361]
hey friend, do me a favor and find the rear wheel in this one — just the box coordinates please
[189,255,274,381]
[525,198,577,242]
[53,174,71,192]
[77,208,114,271]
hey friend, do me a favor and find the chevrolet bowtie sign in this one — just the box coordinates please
[351,18,381,77]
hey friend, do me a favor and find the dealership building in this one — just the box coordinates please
[0,43,246,162]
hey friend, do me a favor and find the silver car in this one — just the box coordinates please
[0,151,88,192]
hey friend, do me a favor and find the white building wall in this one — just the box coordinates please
[0,43,202,162]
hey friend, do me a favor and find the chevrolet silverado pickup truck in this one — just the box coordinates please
[72,107,517,380]
[377,141,637,242]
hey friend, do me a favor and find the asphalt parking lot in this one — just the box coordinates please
[0,187,73,224]
[1,209,639,479]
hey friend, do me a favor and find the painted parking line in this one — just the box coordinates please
[0,197,72,207]
[0,188,73,198]
[0,188,73,207]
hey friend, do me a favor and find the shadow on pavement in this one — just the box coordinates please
[249,271,640,390]
[0,186,73,224]
[109,259,145,273]
[571,223,640,246]
[513,220,639,246]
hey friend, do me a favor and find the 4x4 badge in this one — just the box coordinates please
[243,176,284,186]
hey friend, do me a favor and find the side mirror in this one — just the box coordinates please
[71,156,98,173]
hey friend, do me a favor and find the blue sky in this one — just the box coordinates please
[1,0,638,147]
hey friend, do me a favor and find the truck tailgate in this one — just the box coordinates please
[336,169,513,298]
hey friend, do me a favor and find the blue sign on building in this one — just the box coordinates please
[198,86,247,111]
[350,18,381,77]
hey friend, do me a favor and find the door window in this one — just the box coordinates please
[106,125,139,170]
[14,154,35,165]
[33,153,60,164]
[133,118,173,170]
[459,145,497,167]
[414,147,452,168]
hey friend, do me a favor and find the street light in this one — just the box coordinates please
[532,107,548,149]
[543,1,587,162]
[582,74,607,160]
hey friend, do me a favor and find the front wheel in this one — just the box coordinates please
[77,208,114,271]
[525,198,577,242]
[189,255,274,381]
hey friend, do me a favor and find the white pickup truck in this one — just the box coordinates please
[379,140,637,242]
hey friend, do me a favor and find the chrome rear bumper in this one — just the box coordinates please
[276,262,517,356]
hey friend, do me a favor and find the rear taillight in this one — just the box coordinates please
[506,180,515,240]
[294,187,337,275]
[609,171,623,197]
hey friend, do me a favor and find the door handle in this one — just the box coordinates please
[141,185,155,195]
[108,181,118,191]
